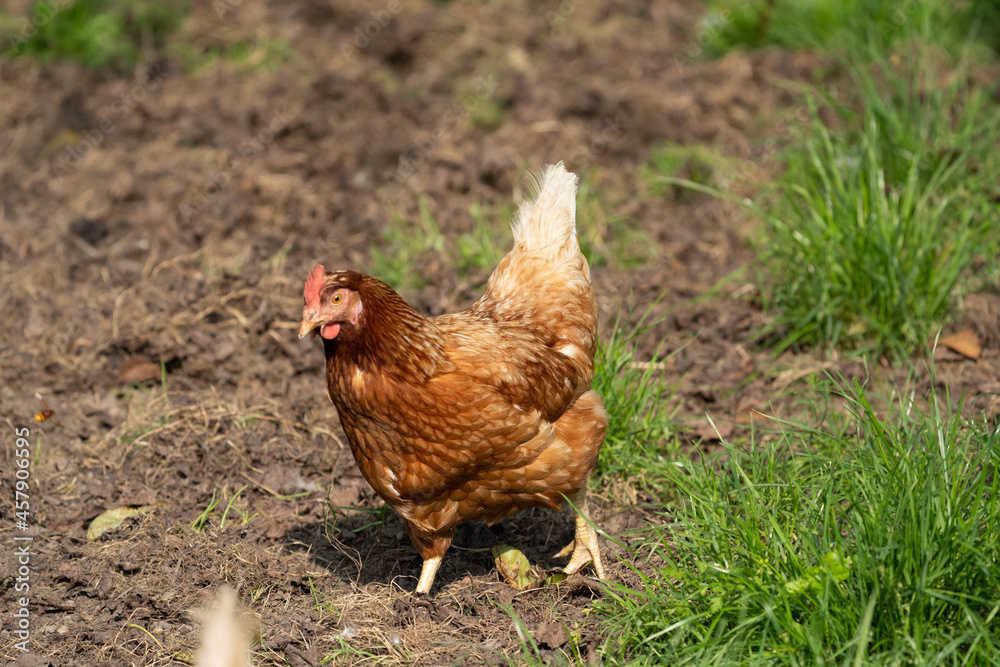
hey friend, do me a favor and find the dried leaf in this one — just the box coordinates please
[492,544,534,590]
[116,358,162,385]
[939,330,981,361]
[86,506,151,540]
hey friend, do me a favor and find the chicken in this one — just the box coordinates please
[299,162,607,594]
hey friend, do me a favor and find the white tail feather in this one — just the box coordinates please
[510,162,579,250]
[196,587,251,667]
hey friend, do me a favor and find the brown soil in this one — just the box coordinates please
[1,0,998,665]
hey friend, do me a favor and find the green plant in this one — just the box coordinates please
[469,97,504,130]
[659,42,1000,359]
[759,99,993,358]
[6,0,190,70]
[696,0,960,57]
[370,196,445,294]
[308,577,339,618]
[457,201,512,276]
[641,143,730,200]
[191,488,222,530]
[576,173,657,271]
[189,485,256,530]
[597,380,1000,665]
[218,484,257,529]
[846,43,1000,196]
[970,0,1000,51]
[592,307,679,491]
[171,34,294,76]
[324,502,392,541]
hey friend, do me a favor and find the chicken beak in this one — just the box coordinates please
[298,319,320,339]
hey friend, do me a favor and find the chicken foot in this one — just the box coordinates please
[554,488,606,579]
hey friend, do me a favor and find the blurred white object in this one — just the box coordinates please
[197,586,251,667]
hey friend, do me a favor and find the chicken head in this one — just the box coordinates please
[298,264,363,340]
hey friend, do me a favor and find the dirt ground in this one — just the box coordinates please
[2,0,999,665]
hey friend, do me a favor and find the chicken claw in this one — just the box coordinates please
[555,489,606,579]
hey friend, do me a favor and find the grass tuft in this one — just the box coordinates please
[654,17,1000,359]
[5,0,189,70]
[457,200,513,276]
[640,143,731,201]
[758,95,996,358]
[696,0,963,57]
[596,379,1000,665]
[592,309,679,492]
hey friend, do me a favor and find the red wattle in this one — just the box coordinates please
[320,323,340,339]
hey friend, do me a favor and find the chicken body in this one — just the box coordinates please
[300,163,607,593]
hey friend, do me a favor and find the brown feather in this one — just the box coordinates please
[306,163,606,570]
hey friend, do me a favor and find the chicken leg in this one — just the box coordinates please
[415,556,442,594]
[555,488,606,579]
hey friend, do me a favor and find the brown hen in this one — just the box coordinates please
[299,163,607,593]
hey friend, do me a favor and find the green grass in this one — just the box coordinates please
[753,32,1000,358]
[4,0,189,70]
[190,485,257,530]
[972,0,1000,51]
[190,488,222,531]
[640,143,730,201]
[495,601,591,666]
[370,196,446,294]
[576,172,657,271]
[596,380,1000,665]
[696,0,967,57]
[592,309,679,491]
[457,200,514,275]
[653,5,1000,359]
[468,97,505,131]
[757,95,996,358]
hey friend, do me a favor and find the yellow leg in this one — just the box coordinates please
[415,555,443,594]
[554,489,606,579]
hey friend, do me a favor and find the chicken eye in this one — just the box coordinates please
[331,293,343,305]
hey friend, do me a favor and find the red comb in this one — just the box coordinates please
[304,264,326,308]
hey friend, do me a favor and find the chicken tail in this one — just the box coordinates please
[478,160,595,362]
[509,162,579,254]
